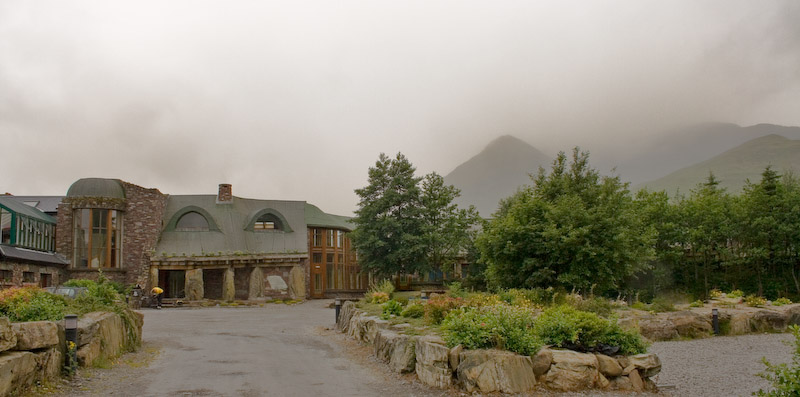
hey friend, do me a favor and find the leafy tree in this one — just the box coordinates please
[477,148,654,294]
[630,189,683,299]
[420,172,480,279]
[351,153,425,279]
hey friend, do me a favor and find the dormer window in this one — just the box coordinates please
[175,212,210,231]
[254,214,282,231]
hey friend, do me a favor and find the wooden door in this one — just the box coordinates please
[311,262,324,298]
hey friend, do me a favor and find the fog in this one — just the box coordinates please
[1,1,798,214]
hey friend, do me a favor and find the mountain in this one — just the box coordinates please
[638,134,800,195]
[444,135,552,217]
[618,123,800,185]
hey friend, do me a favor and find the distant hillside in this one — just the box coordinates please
[444,135,552,217]
[619,123,800,185]
[638,134,800,195]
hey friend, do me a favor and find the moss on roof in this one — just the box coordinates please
[66,178,125,199]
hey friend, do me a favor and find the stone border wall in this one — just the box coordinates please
[0,310,143,395]
[336,301,661,394]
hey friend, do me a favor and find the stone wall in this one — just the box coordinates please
[336,302,662,394]
[0,260,67,288]
[119,182,168,287]
[0,310,142,395]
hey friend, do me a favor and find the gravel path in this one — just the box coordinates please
[649,333,794,397]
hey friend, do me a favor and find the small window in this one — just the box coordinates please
[176,212,209,231]
[312,253,322,263]
[0,270,11,282]
[22,272,35,283]
[326,253,334,263]
[254,214,282,231]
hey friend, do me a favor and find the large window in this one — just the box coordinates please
[74,209,122,268]
[312,229,322,247]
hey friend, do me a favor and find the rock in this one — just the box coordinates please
[362,317,390,344]
[608,375,633,391]
[373,330,416,373]
[0,318,17,353]
[730,313,752,335]
[34,347,62,381]
[184,268,204,300]
[638,316,679,341]
[415,335,452,388]
[532,348,553,377]
[644,377,658,391]
[0,351,37,396]
[248,267,264,300]
[76,311,141,367]
[628,368,644,392]
[786,305,800,326]
[336,301,357,333]
[595,354,622,377]
[449,345,462,371]
[629,353,662,377]
[750,310,788,333]
[597,373,610,389]
[266,275,288,291]
[457,349,537,394]
[542,349,599,391]
[12,321,59,350]
[346,313,365,340]
[668,311,712,338]
[288,266,306,300]
[77,338,100,367]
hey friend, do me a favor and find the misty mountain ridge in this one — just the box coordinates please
[444,135,552,217]
[638,134,800,195]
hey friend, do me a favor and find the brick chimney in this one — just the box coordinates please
[217,184,232,204]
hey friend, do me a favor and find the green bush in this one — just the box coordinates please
[746,295,768,307]
[689,300,704,308]
[757,325,800,396]
[532,305,647,355]
[424,296,464,325]
[773,297,793,306]
[441,304,542,356]
[370,279,395,296]
[0,287,67,322]
[447,281,468,298]
[366,292,390,304]
[650,297,677,312]
[571,297,615,317]
[401,302,425,318]
[728,289,744,299]
[497,289,535,308]
[381,299,403,319]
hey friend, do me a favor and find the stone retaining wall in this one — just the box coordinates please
[0,310,143,395]
[336,302,661,394]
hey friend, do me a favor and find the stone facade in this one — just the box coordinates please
[0,261,66,289]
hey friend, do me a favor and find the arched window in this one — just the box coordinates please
[175,212,210,231]
[254,213,282,231]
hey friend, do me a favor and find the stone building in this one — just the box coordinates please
[0,196,68,288]
[47,178,365,300]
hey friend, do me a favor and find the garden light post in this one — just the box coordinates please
[335,298,342,324]
[712,308,719,335]
[64,314,78,374]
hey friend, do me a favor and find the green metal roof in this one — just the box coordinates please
[0,196,56,224]
[304,203,354,231]
[155,195,309,256]
[66,178,125,199]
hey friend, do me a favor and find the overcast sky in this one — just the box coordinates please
[1,1,798,215]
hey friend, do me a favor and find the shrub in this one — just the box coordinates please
[571,297,615,317]
[728,289,744,299]
[447,281,468,298]
[424,296,463,325]
[746,295,768,307]
[370,279,395,296]
[366,291,389,304]
[441,304,542,356]
[532,305,648,355]
[381,300,403,319]
[498,289,536,308]
[689,300,704,308]
[773,298,793,307]
[401,302,425,318]
[650,297,677,312]
[0,287,67,322]
[465,293,502,308]
[757,324,800,396]
[709,289,723,299]
[631,301,649,311]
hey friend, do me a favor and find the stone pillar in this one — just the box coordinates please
[185,269,204,300]
[149,266,159,290]
[289,266,306,300]
[222,267,235,302]
[249,267,264,300]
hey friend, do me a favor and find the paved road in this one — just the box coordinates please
[133,301,441,397]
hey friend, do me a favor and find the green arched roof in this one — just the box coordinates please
[66,178,125,199]
[304,203,354,231]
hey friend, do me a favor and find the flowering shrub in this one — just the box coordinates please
[465,293,502,308]
[709,289,723,299]
[746,295,768,307]
[773,297,793,306]
[0,286,67,322]
[441,304,542,355]
[424,296,464,325]
[366,292,390,304]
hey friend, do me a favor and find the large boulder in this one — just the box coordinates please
[361,316,390,344]
[0,351,37,396]
[415,335,452,388]
[11,321,59,350]
[248,267,264,300]
[456,349,537,394]
[336,301,357,333]
[373,329,416,373]
[595,354,622,377]
[637,316,679,341]
[667,311,712,338]
[184,268,204,300]
[786,305,800,326]
[0,318,17,353]
[34,347,63,381]
[532,348,553,378]
[76,311,142,367]
[729,312,752,335]
[750,310,788,333]
[627,353,662,378]
[346,313,366,341]
[542,350,600,391]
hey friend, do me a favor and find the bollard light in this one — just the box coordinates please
[64,314,78,342]
[712,308,720,335]
[335,299,342,324]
